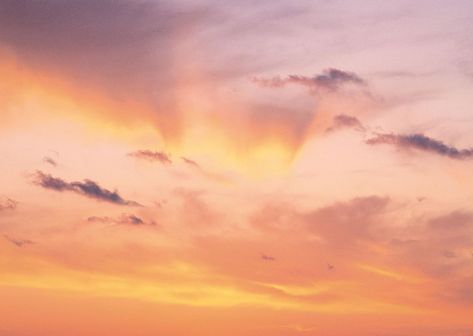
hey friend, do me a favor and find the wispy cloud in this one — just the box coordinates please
[181,157,200,168]
[0,197,17,211]
[43,156,58,166]
[87,214,156,227]
[33,171,140,206]
[366,133,473,160]
[128,150,172,164]
[252,68,366,93]
[3,234,35,247]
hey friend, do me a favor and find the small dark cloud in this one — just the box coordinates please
[261,253,275,261]
[326,114,366,132]
[87,213,156,227]
[366,133,473,160]
[3,234,34,247]
[181,157,200,168]
[86,216,113,223]
[0,197,17,211]
[43,156,57,166]
[33,170,139,206]
[128,150,172,164]
[252,68,366,93]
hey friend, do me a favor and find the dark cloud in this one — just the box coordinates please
[87,214,156,227]
[3,234,34,247]
[252,68,366,93]
[366,133,473,160]
[326,114,366,132]
[261,253,275,261]
[0,197,17,211]
[43,156,57,166]
[0,0,206,97]
[33,170,139,206]
[128,150,172,165]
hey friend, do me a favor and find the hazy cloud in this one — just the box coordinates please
[0,197,17,211]
[3,234,34,247]
[261,253,275,261]
[33,170,139,206]
[304,196,390,245]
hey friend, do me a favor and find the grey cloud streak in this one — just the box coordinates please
[366,133,473,160]
[252,68,366,93]
[33,171,140,206]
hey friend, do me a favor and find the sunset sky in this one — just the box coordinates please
[1,1,473,335]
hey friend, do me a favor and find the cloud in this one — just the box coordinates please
[304,195,390,245]
[181,157,200,168]
[261,253,275,261]
[252,68,366,93]
[3,234,34,247]
[366,133,473,159]
[0,0,207,99]
[0,197,17,211]
[87,214,156,227]
[43,156,57,166]
[33,170,139,206]
[128,150,172,165]
[325,114,366,132]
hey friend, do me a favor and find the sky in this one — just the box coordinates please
[1,1,473,335]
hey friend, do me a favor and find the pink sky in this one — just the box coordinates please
[1,1,473,335]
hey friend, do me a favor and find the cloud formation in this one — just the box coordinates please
[87,213,156,227]
[326,114,366,132]
[261,253,275,261]
[366,133,473,160]
[252,68,366,93]
[128,150,172,165]
[33,171,139,206]
[3,234,34,247]
[181,157,200,168]
[43,156,58,166]
[0,197,17,211]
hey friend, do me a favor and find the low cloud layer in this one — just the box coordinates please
[33,171,139,206]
